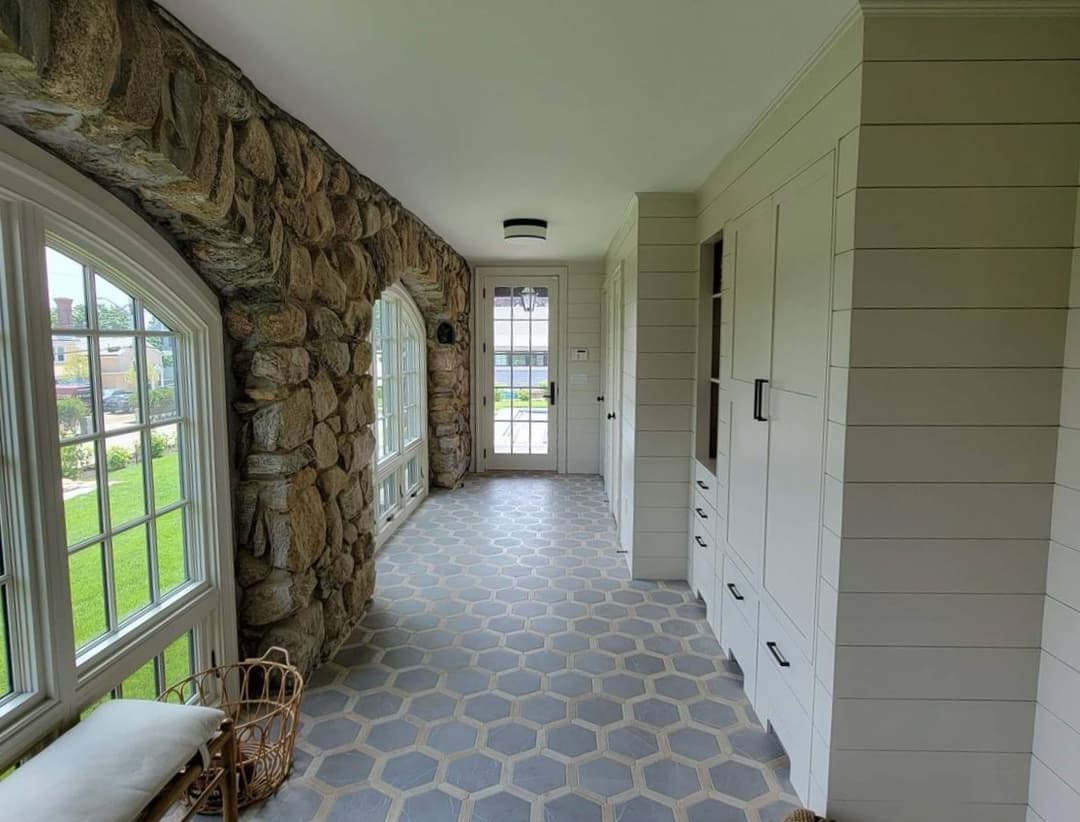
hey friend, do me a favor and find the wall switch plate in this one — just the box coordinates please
[572,348,589,361]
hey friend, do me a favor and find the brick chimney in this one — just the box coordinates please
[54,297,73,327]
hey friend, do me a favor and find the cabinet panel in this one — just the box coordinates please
[730,199,776,383]
[692,517,716,611]
[771,156,834,397]
[764,390,826,646]
[727,379,769,580]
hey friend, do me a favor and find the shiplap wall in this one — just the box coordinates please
[830,14,1080,822]
[1029,124,1080,822]
[633,193,697,579]
[565,262,605,475]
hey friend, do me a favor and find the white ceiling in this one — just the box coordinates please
[159,0,855,263]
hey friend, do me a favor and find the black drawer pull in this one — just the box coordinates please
[694,536,707,548]
[695,507,708,519]
[726,583,744,601]
[696,480,709,490]
[753,378,769,422]
[766,641,791,668]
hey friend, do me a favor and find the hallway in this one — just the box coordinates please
[259,474,800,821]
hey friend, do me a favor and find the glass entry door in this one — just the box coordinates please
[481,274,559,471]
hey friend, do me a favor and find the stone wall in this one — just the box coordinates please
[0,0,472,673]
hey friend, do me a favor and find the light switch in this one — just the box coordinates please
[572,348,589,362]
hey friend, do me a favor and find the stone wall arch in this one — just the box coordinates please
[0,0,471,673]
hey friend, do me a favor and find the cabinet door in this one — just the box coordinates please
[771,154,834,398]
[762,155,834,645]
[729,198,776,384]
[763,390,825,644]
[727,378,768,580]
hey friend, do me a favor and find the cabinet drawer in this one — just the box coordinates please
[691,519,715,609]
[692,489,717,539]
[721,590,758,704]
[693,462,717,497]
[758,603,813,715]
[756,640,812,802]
[722,552,759,622]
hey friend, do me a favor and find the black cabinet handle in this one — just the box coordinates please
[766,641,791,668]
[696,480,709,490]
[607,412,616,420]
[694,536,707,547]
[726,583,744,601]
[597,395,605,402]
[695,507,708,519]
[549,382,557,406]
[753,378,769,422]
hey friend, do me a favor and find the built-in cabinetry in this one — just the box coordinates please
[689,153,835,803]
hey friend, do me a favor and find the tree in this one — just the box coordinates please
[59,350,90,384]
[56,397,89,437]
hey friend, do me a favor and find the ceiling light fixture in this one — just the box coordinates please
[503,218,547,245]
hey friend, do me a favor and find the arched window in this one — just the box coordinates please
[0,128,235,759]
[372,285,428,544]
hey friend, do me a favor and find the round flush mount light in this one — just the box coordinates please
[503,218,548,244]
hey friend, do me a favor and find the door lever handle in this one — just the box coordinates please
[548,381,557,406]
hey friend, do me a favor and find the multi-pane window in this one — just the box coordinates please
[371,287,428,542]
[47,244,191,653]
[0,133,236,763]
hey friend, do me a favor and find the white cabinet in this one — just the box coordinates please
[705,153,836,808]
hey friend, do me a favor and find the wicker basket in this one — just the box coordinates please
[159,646,304,813]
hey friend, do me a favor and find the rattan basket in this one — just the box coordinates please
[158,646,305,813]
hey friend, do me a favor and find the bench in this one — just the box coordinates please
[0,700,238,822]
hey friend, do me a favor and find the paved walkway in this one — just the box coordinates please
[252,474,801,821]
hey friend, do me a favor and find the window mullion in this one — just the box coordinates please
[134,310,161,605]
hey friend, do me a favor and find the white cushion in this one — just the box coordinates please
[0,699,226,822]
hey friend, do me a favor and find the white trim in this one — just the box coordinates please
[0,125,236,764]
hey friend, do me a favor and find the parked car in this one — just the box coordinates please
[102,389,134,413]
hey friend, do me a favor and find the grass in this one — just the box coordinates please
[0,451,193,704]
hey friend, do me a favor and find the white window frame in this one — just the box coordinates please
[372,284,429,548]
[0,126,237,764]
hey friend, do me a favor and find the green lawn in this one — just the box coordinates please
[66,451,188,650]
[0,451,193,703]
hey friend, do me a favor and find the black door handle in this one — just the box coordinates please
[694,536,707,547]
[548,382,557,405]
[695,507,708,519]
[726,583,744,601]
[696,480,709,490]
[766,641,791,668]
[753,378,769,421]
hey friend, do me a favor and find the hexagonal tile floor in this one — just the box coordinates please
[250,474,802,821]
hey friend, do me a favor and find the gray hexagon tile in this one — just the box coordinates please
[247,473,802,820]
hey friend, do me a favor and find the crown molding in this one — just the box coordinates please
[860,0,1080,16]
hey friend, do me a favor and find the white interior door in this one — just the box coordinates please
[602,270,623,523]
[480,274,559,471]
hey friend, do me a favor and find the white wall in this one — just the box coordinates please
[565,262,605,474]
[1029,131,1080,822]
[832,14,1080,822]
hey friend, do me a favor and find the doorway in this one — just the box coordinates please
[602,265,623,526]
[478,272,560,471]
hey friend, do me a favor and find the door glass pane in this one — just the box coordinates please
[492,285,549,456]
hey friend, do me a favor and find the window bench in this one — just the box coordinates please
[0,700,238,822]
